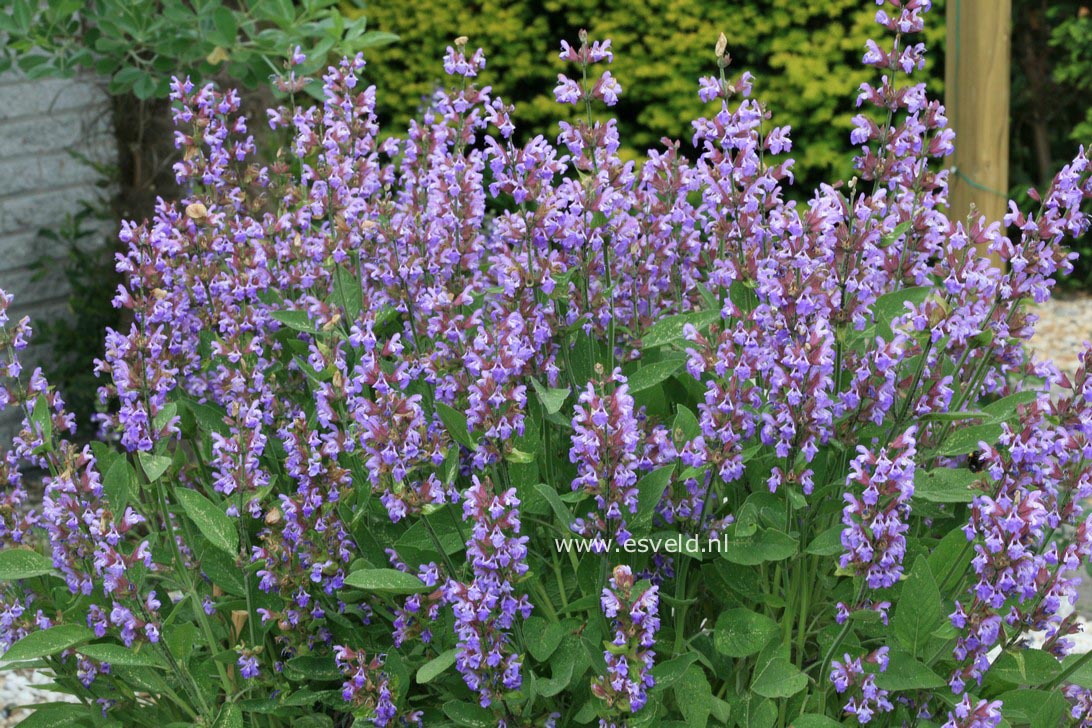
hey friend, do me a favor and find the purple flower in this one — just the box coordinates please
[446,475,532,707]
[554,75,583,105]
[942,695,1003,728]
[570,371,642,545]
[333,646,398,726]
[237,653,260,679]
[830,647,893,724]
[840,427,917,589]
[591,566,659,722]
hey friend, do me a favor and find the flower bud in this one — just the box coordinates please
[231,610,248,640]
[715,32,728,59]
[611,564,634,589]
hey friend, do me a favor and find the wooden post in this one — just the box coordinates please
[945,0,1012,253]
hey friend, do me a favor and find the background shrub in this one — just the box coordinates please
[357,0,944,189]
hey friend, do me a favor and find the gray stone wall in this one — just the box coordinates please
[0,71,116,436]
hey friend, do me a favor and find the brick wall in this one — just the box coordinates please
[0,71,116,437]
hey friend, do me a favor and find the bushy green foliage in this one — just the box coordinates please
[0,0,396,99]
[1009,0,1092,288]
[357,0,942,187]
[1047,3,1092,147]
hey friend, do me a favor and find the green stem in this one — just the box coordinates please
[673,557,691,657]
[815,582,866,714]
[532,581,560,623]
[148,470,234,699]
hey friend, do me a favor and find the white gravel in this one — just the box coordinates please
[0,663,77,727]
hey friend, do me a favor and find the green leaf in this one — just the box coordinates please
[920,410,986,422]
[728,280,757,314]
[567,330,602,386]
[997,688,1069,728]
[873,650,946,691]
[721,528,798,565]
[213,703,243,728]
[437,402,477,450]
[184,399,230,435]
[989,649,1062,687]
[927,527,975,592]
[538,635,586,697]
[913,467,980,503]
[642,310,720,349]
[31,394,52,445]
[332,264,363,322]
[443,700,495,727]
[790,716,844,728]
[210,7,238,47]
[805,525,844,556]
[355,30,400,48]
[175,488,238,555]
[713,608,778,658]
[344,568,430,595]
[627,359,684,394]
[3,624,95,662]
[138,452,173,481]
[631,465,674,532]
[981,390,1038,421]
[878,220,912,248]
[873,286,930,339]
[531,378,569,414]
[0,549,54,581]
[1062,653,1092,689]
[894,556,942,657]
[283,655,342,681]
[533,483,574,530]
[255,0,294,23]
[103,456,136,512]
[78,643,167,668]
[672,405,701,445]
[504,448,535,464]
[524,616,566,662]
[674,664,712,728]
[751,655,807,699]
[731,694,776,728]
[200,548,246,596]
[133,72,158,100]
[442,447,460,485]
[650,653,698,691]
[281,689,325,707]
[936,423,1003,457]
[165,624,195,662]
[14,704,89,728]
[417,649,457,684]
[271,309,318,333]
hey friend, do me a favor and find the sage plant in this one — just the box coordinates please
[1,1,1092,727]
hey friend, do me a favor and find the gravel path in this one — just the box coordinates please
[1030,293,1092,375]
[0,666,76,727]
[2,295,1092,721]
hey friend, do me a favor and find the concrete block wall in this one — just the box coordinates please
[0,71,116,437]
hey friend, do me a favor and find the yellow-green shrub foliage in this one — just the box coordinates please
[354,0,943,187]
